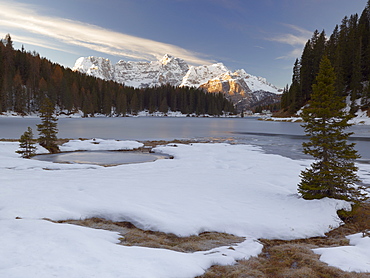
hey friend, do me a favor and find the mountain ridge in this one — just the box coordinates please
[73,54,282,111]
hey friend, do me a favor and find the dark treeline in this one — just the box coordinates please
[281,0,370,114]
[0,35,234,116]
[253,103,281,114]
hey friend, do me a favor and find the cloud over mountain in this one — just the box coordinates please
[0,1,213,65]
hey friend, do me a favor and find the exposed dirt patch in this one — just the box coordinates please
[55,218,245,253]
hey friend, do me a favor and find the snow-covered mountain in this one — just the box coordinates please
[73,54,282,110]
[199,69,281,110]
[180,63,229,88]
[73,54,189,87]
[74,57,115,81]
[114,54,189,88]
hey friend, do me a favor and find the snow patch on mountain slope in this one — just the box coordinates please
[179,63,229,87]
[73,54,280,94]
[73,56,115,81]
[234,69,281,94]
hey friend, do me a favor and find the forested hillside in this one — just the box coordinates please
[281,0,370,115]
[0,35,234,116]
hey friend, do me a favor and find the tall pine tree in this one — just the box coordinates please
[298,56,367,203]
[37,97,60,153]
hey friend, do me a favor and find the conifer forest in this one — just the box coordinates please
[0,35,235,117]
[281,1,370,115]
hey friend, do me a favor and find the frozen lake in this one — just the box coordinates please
[1,117,370,162]
[33,151,171,166]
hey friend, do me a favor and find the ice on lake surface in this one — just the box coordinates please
[33,151,170,166]
[1,117,370,161]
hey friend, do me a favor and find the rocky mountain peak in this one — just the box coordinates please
[159,54,189,73]
[73,56,114,81]
[73,55,281,110]
[180,63,230,88]
[160,54,174,65]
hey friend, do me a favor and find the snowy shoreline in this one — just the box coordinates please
[2,108,370,127]
[1,139,369,276]
[261,109,370,125]
[262,103,370,125]
[0,110,237,119]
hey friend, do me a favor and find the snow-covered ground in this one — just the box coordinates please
[314,233,370,273]
[265,110,370,125]
[350,109,370,125]
[1,140,369,277]
[59,138,143,152]
[266,101,370,125]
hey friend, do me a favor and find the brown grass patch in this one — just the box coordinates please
[44,203,370,277]
[198,202,370,278]
[198,241,370,278]
[0,138,71,145]
[56,218,245,253]
[0,138,19,142]
[140,138,237,148]
[53,203,370,278]
[49,203,370,277]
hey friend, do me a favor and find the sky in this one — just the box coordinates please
[0,0,368,88]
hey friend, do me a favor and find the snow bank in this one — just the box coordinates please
[262,116,303,122]
[0,141,367,277]
[59,138,143,151]
[350,109,370,125]
[1,142,351,238]
[0,219,261,278]
[314,233,370,273]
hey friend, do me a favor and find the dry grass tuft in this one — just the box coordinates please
[0,138,19,142]
[52,203,370,277]
[140,138,237,150]
[199,241,369,278]
[334,203,370,238]
[46,203,370,277]
[57,217,245,253]
[198,202,370,278]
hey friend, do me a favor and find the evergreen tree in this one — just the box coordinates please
[12,70,26,114]
[298,56,366,203]
[300,39,314,103]
[290,59,302,111]
[159,97,168,113]
[350,43,362,113]
[37,97,60,153]
[362,77,370,107]
[116,90,127,116]
[16,126,36,158]
[129,92,140,115]
[285,2,370,116]
[359,1,370,79]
